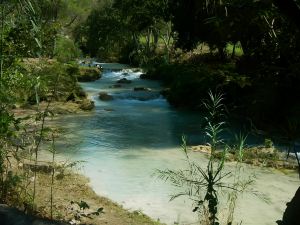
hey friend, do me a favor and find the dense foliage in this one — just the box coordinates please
[74,0,300,132]
[0,0,91,209]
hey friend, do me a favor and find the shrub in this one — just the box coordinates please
[54,36,81,63]
[21,60,84,104]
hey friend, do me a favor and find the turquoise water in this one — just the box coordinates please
[52,65,299,225]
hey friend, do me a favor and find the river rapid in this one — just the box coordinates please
[52,64,299,225]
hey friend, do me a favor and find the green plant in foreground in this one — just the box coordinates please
[49,133,56,219]
[0,102,29,208]
[157,91,229,225]
[157,91,261,225]
[226,132,249,225]
[234,132,248,163]
[264,138,273,149]
[203,90,226,154]
[69,200,104,224]
[157,136,231,225]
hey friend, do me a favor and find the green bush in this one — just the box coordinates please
[19,60,84,105]
[54,36,81,63]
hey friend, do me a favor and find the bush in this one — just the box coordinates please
[20,60,84,105]
[54,36,81,63]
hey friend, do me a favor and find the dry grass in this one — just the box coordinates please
[30,171,161,225]
[8,102,161,225]
[8,161,162,225]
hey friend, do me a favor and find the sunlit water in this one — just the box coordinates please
[49,64,299,225]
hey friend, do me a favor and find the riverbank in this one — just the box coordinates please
[7,102,163,225]
[190,144,299,171]
[18,166,161,225]
[6,158,161,225]
[6,65,299,225]
[49,66,299,225]
[144,62,300,136]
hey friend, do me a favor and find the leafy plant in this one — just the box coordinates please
[234,132,248,162]
[69,200,104,224]
[264,138,274,148]
[157,91,260,225]
[157,138,231,225]
[54,35,81,63]
[157,91,228,224]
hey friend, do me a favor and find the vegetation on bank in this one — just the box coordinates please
[157,92,257,225]
[144,58,300,135]
[191,143,299,171]
[157,91,298,225]
[75,0,300,136]
[4,157,161,225]
[0,1,101,223]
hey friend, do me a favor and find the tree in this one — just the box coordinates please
[75,0,172,63]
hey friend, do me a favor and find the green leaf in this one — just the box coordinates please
[34,38,42,49]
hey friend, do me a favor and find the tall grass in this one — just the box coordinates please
[157,91,260,225]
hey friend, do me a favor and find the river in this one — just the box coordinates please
[52,64,299,225]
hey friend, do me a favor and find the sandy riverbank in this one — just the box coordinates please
[9,100,299,225]
[8,102,162,225]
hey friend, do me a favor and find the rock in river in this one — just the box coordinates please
[99,92,114,101]
[77,67,101,82]
[79,99,95,110]
[117,78,132,84]
[139,73,148,79]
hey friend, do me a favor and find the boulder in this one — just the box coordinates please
[117,92,160,101]
[77,67,101,82]
[116,78,132,84]
[77,89,87,98]
[79,99,95,110]
[133,87,151,92]
[99,92,113,101]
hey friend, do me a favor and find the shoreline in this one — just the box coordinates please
[10,97,299,225]
[10,159,162,225]
[190,144,299,171]
[10,101,163,225]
